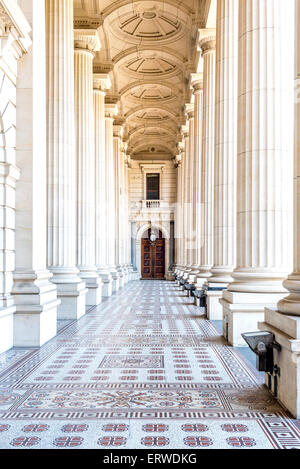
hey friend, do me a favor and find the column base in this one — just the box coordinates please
[79,273,103,307]
[110,271,120,293]
[123,269,129,284]
[0,306,15,353]
[259,308,300,419]
[56,281,88,320]
[220,290,287,347]
[13,270,60,347]
[204,285,227,320]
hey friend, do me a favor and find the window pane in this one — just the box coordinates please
[146,174,160,200]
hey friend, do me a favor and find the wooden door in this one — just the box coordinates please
[141,231,165,279]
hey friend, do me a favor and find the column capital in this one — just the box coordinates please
[93,73,111,92]
[105,103,118,119]
[185,103,194,120]
[174,154,182,167]
[198,28,216,55]
[191,73,204,93]
[0,0,32,58]
[113,125,124,139]
[181,124,189,138]
[74,29,101,53]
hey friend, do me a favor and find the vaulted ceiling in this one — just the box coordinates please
[74,0,213,160]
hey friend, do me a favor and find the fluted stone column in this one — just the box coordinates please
[175,155,183,273]
[181,126,190,279]
[196,32,216,289]
[46,0,87,320]
[114,123,125,289]
[220,0,294,346]
[258,0,298,418]
[185,105,195,274]
[14,0,60,347]
[206,0,238,320]
[122,148,131,283]
[74,30,103,306]
[189,75,204,284]
[93,74,113,297]
[176,140,185,278]
[105,103,120,292]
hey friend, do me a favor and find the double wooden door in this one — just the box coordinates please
[141,236,165,279]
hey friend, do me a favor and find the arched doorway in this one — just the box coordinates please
[141,228,165,279]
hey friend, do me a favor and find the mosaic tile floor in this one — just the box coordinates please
[0,280,300,449]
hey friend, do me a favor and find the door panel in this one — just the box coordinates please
[141,238,165,279]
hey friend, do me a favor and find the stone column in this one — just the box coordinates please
[14,0,60,347]
[196,32,216,289]
[46,0,87,320]
[105,103,120,292]
[74,30,102,306]
[206,0,238,320]
[258,0,298,418]
[220,0,294,346]
[189,75,204,284]
[185,105,195,273]
[178,142,185,276]
[181,125,190,279]
[0,1,31,353]
[114,123,125,288]
[174,155,182,273]
[93,74,113,297]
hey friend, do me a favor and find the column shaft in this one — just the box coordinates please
[278,0,300,316]
[46,0,87,320]
[221,0,294,346]
[114,124,125,288]
[105,105,119,292]
[206,0,238,319]
[196,35,216,287]
[93,76,113,297]
[14,0,59,347]
[74,32,102,306]
[189,77,203,283]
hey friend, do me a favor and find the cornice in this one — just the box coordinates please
[0,0,31,58]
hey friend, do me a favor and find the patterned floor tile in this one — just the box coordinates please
[0,280,299,449]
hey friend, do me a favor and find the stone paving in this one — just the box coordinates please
[0,280,299,449]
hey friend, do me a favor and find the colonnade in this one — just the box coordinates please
[175,0,300,418]
[0,0,133,353]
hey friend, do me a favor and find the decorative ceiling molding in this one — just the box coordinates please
[101,0,195,20]
[74,29,101,52]
[73,0,212,160]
